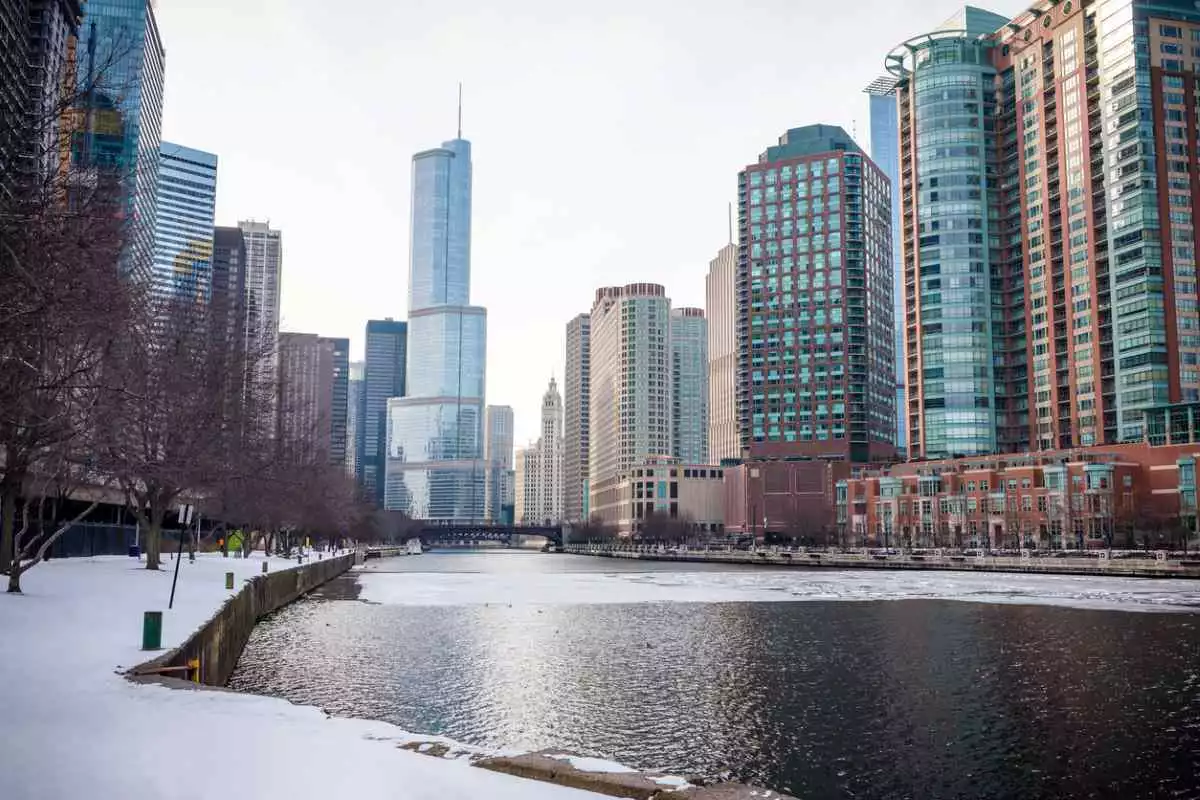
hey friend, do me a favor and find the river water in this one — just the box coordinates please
[230,551,1200,799]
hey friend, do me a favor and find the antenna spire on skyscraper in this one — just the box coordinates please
[457,82,463,138]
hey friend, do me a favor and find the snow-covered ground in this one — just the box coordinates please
[0,555,608,800]
[359,566,1200,612]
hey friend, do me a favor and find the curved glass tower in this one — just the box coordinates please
[385,137,488,521]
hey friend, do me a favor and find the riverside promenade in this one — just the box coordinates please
[565,544,1200,579]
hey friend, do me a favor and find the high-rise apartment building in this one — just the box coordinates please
[153,143,217,302]
[563,313,591,522]
[670,308,709,464]
[589,284,672,522]
[210,226,246,342]
[890,2,1200,457]
[386,133,487,521]
[706,243,739,463]
[361,319,406,506]
[277,333,336,462]
[327,337,349,467]
[514,378,564,524]
[865,75,907,453]
[0,0,82,201]
[346,361,364,478]
[736,124,897,463]
[72,0,164,280]
[484,405,515,523]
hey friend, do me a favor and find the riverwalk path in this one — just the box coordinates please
[0,553,609,800]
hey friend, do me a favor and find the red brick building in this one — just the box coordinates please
[836,443,1200,551]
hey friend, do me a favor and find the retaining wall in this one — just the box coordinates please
[133,553,357,686]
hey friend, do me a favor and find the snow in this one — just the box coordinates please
[0,554,607,800]
[545,753,636,773]
[359,566,1200,613]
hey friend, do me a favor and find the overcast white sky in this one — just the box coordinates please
[156,0,1022,447]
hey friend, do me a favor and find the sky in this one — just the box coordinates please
[156,0,1023,448]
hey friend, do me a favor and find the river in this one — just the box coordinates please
[229,550,1200,799]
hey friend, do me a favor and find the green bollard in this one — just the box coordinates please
[142,611,163,650]
[225,572,234,590]
[261,560,268,574]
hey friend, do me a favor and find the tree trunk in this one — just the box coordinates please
[145,503,164,570]
[1,481,15,576]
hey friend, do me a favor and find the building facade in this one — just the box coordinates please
[836,442,1200,552]
[361,319,407,506]
[72,0,164,281]
[152,142,217,302]
[277,333,336,462]
[386,135,488,521]
[0,0,82,201]
[595,457,726,536]
[327,337,349,468]
[723,459,853,541]
[346,360,364,477]
[589,284,672,522]
[865,75,906,452]
[670,307,709,464]
[563,313,591,522]
[737,124,897,463]
[706,243,739,463]
[210,226,246,344]
[514,378,564,525]
[889,2,1200,458]
[484,405,515,523]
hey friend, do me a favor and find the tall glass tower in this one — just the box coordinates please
[386,134,488,521]
[73,0,165,283]
[153,143,217,303]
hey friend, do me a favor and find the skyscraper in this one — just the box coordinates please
[670,307,709,464]
[386,131,487,521]
[706,243,739,463]
[153,143,217,302]
[484,405,515,523]
[737,124,896,462]
[346,360,364,477]
[514,379,563,525]
[890,2,1200,457]
[589,284,671,521]
[327,337,350,467]
[361,319,407,506]
[72,0,165,280]
[864,75,906,453]
[277,333,336,462]
[210,226,246,342]
[563,313,591,522]
[0,0,82,201]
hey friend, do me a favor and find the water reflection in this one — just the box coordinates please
[231,554,1200,799]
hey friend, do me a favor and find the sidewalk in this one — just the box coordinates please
[0,554,605,800]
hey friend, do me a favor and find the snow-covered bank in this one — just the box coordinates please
[358,566,1200,612]
[0,555,606,800]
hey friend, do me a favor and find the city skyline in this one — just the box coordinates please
[152,0,1025,447]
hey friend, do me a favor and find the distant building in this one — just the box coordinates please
[737,124,896,463]
[153,142,217,302]
[327,337,350,467]
[346,361,364,478]
[386,132,487,520]
[485,405,515,523]
[563,313,591,522]
[210,226,247,343]
[589,284,672,523]
[723,459,853,542]
[514,378,564,525]
[670,307,708,464]
[600,457,726,537]
[706,243,739,463]
[277,333,334,462]
[360,319,407,506]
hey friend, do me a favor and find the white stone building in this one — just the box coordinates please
[515,378,564,525]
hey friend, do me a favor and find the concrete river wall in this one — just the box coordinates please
[133,553,357,686]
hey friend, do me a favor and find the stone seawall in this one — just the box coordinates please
[133,553,356,686]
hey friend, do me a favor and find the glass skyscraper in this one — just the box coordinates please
[73,0,165,282]
[361,318,407,506]
[153,142,217,302]
[386,136,488,521]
